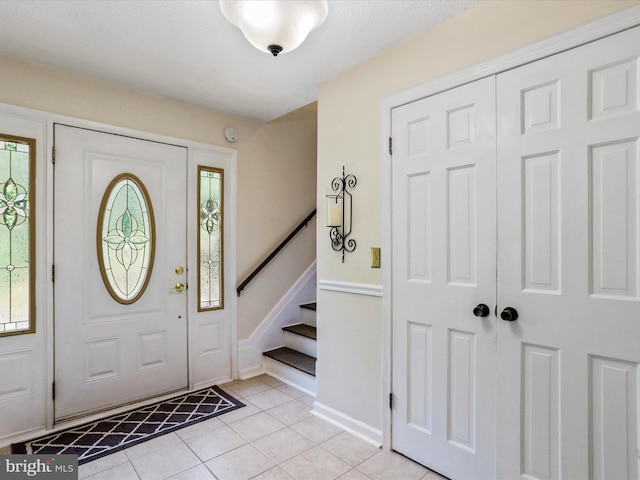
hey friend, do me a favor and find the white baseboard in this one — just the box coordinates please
[237,262,316,377]
[238,364,265,380]
[0,426,46,450]
[193,376,233,390]
[312,401,383,448]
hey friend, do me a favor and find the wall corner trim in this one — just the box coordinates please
[318,279,382,297]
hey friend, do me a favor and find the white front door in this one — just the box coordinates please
[54,125,188,420]
[391,76,497,479]
[496,26,640,480]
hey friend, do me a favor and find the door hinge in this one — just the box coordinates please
[388,137,393,156]
[52,146,55,164]
[52,382,55,401]
[51,264,55,283]
[389,392,393,410]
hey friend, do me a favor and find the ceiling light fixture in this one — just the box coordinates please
[220,0,328,57]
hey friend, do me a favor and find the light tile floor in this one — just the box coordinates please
[75,374,446,480]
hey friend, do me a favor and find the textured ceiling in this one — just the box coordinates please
[0,0,480,122]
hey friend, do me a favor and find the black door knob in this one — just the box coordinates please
[473,304,490,317]
[500,307,518,321]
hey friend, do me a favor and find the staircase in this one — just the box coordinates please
[263,302,317,396]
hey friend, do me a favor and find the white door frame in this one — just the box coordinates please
[6,106,239,433]
[381,5,640,452]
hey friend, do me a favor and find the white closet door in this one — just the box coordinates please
[391,76,497,479]
[497,26,640,480]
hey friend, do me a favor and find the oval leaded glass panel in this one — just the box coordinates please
[97,173,155,304]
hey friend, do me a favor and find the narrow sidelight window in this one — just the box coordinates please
[0,135,35,335]
[198,166,224,311]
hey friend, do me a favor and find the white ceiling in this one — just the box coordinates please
[0,0,480,122]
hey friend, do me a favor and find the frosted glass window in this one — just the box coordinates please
[97,174,155,304]
[198,166,223,311]
[0,135,35,336]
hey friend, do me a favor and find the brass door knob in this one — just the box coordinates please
[174,283,185,293]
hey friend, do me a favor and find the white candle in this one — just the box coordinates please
[327,202,342,227]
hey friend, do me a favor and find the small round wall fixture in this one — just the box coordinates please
[224,127,237,143]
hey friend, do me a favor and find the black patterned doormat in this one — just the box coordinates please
[11,385,244,464]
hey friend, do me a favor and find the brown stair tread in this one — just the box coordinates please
[263,347,316,376]
[282,323,317,340]
[300,302,316,311]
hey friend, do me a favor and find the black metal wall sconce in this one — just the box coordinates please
[326,165,357,263]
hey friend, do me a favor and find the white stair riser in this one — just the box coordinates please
[263,356,316,396]
[284,331,317,357]
[301,308,316,326]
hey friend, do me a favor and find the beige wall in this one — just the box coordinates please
[236,103,318,339]
[316,0,638,436]
[0,54,317,342]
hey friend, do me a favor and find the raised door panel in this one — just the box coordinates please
[447,329,476,452]
[407,322,433,433]
[590,356,638,480]
[522,152,560,294]
[590,140,638,299]
[522,344,560,480]
[447,166,476,286]
[407,173,433,282]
